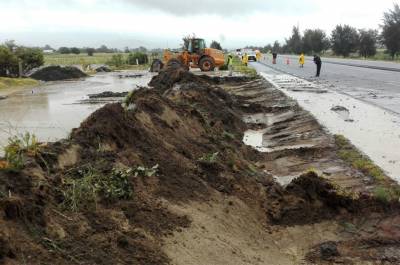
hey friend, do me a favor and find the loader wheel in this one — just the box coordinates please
[199,57,215,72]
[150,59,164,72]
[167,59,182,69]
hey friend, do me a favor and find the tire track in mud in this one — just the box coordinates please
[254,65,400,183]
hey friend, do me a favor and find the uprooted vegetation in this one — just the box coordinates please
[1,67,400,265]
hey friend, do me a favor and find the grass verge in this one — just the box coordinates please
[0,77,39,90]
[334,134,400,202]
[231,56,258,77]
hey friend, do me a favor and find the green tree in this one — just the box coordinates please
[358,29,377,58]
[15,47,44,72]
[272,41,281,53]
[381,4,400,59]
[86,48,95,56]
[4,40,17,51]
[331,24,359,57]
[286,26,302,54]
[58,47,71,54]
[70,47,81,54]
[302,29,330,54]
[0,45,18,76]
[210,40,222,50]
[127,52,148,65]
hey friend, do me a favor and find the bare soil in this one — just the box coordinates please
[0,67,399,265]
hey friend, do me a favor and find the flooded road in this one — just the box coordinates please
[0,71,154,148]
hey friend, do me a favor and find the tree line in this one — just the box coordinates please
[260,3,400,59]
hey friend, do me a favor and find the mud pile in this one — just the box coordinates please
[29,65,87,81]
[1,68,400,265]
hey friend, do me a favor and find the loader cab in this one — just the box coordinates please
[188,38,206,54]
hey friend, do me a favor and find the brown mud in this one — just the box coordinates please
[1,67,400,265]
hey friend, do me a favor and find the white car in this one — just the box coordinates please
[242,49,257,61]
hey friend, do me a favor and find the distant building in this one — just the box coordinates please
[43,49,54,54]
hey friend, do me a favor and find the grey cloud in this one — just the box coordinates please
[115,0,315,16]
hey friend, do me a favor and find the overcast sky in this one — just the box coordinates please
[0,0,396,49]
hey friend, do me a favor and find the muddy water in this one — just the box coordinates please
[260,72,400,182]
[0,71,154,148]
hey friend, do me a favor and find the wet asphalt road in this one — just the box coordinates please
[254,56,400,115]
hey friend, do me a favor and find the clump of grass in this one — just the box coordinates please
[2,132,40,172]
[62,165,158,212]
[198,152,219,163]
[133,164,159,178]
[373,187,392,202]
[123,91,135,109]
[62,168,99,212]
[222,131,235,141]
[334,134,386,181]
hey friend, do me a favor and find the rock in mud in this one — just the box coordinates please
[28,65,87,81]
[94,65,111,72]
[319,241,339,259]
[331,105,349,112]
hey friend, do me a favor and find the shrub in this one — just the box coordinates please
[127,52,148,65]
[107,54,124,67]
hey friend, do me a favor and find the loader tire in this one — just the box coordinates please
[166,59,182,69]
[199,57,215,72]
[150,59,164,72]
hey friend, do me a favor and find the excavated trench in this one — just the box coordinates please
[0,67,400,265]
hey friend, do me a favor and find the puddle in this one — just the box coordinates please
[331,106,353,122]
[243,111,295,126]
[243,129,316,153]
[243,129,270,152]
[0,71,154,149]
[273,175,299,186]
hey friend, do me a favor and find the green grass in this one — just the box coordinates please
[0,77,39,90]
[334,134,400,202]
[231,56,257,77]
[44,53,118,65]
[44,53,154,70]
[198,152,219,163]
[335,135,386,181]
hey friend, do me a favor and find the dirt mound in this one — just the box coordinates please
[29,65,87,81]
[148,67,254,93]
[264,171,396,225]
[1,67,400,265]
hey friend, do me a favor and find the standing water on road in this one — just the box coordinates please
[0,71,154,148]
